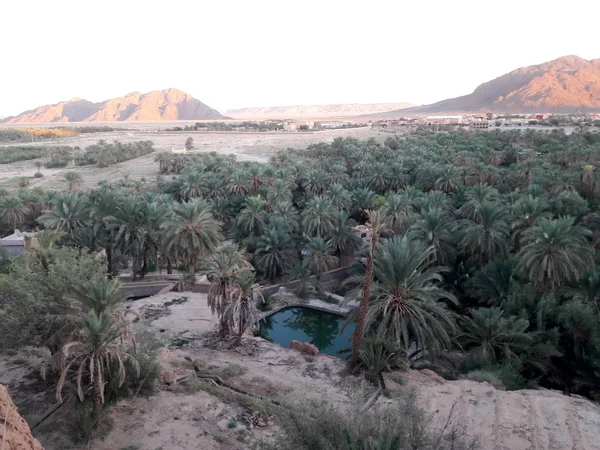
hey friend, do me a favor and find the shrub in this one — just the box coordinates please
[34,172,43,178]
[105,327,164,401]
[358,334,402,385]
[465,370,504,389]
[259,389,477,450]
[76,140,155,167]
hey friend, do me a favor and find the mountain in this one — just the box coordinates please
[372,55,600,117]
[225,102,414,119]
[1,89,228,123]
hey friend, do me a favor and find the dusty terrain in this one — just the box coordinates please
[0,384,43,450]
[3,291,600,450]
[0,126,390,190]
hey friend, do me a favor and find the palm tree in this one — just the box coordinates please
[350,208,389,367]
[435,165,461,193]
[459,203,510,267]
[564,266,600,314]
[364,236,458,356]
[469,258,517,306]
[56,310,139,422]
[205,244,251,336]
[327,183,352,211]
[350,188,376,223]
[328,211,361,256]
[71,277,124,316]
[38,193,89,235]
[305,169,329,195]
[459,307,532,364]
[162,200,223,274]
[63,171,83,192]
[222,271,261,344]
[367,163,390,193]
[303,237,338,290]
[408,208,457,266]
[459,184,498,221]
[179,171,205,200]
[114,196,164,279]
[517,217,594,291]
[88,188,120,275]
[580,165,596,200]
[271,201,300,232]
[227,171,251,197]
[266,179,292,205]
[0,196,27,229]
[510,195,551,250]
[302,196,337,237]
[236,196,268,237]
[385,192,415,235]
[255,223,297,280]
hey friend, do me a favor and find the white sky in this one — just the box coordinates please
[1,0,599,116]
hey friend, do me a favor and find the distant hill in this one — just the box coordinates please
[1,89,229,123]
[368,55,600,117]
[224,102,414,119]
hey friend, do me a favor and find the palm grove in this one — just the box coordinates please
[2,128,600,421]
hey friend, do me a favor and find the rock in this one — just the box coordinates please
[290,340,319,356]
[0,384,43,450]
[304,343,319,356]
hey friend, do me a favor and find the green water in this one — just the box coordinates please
[260,307,355,358]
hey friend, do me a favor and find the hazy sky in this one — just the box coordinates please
[2,0,599,116]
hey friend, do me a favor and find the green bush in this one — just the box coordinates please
[76,140,154,167]
[0,145,72,164]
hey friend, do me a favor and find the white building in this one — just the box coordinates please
[426,116,462,125]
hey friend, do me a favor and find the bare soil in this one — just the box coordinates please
[4,291,600,450]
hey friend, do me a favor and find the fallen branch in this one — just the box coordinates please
[192,369,282,408]
[126,372,150,407]
[31,396,73,431]
[360,387,382,412]
[6,363,30,371]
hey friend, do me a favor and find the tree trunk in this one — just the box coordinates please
[350,231,378,368]
[106,247,114,277]
[236,315,244,346]
[167,258,173,275]
[91,382,103,425]
[189,256,196,275]
[140,255,146,280]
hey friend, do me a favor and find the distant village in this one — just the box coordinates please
[276,112,600,132]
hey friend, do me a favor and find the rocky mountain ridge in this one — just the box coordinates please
[1,89,228,123]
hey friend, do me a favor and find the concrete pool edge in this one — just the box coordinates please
[258,299,358,321]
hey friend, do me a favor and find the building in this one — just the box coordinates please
[319,121,344,128]
[283,122,297,131]
[0,230,38,256]
[470,121,489,129]
[171,148,187,154]
[426,115,462,125]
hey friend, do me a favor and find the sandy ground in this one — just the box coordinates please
[0,126,393,191]
[4,289,600,449]
[126,291,218,334]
